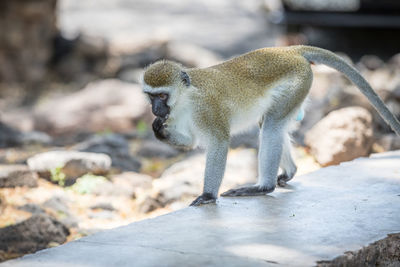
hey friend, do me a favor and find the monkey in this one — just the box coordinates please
[142,45,400,206]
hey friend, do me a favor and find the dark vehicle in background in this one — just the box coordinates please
[270,0,400,60]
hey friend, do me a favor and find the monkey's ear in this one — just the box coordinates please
[180,71,191,87]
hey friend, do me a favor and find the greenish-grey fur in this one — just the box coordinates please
[142,45,400,205]
[143,60,183,88]
[191,49,309,137]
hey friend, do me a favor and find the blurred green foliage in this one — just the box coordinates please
[68,174,108,194]
[50,166,66,186]
[136,120,149,137]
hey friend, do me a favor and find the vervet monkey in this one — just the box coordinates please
[142,45,400,206]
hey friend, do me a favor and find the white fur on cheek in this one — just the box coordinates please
[167,88,198,146]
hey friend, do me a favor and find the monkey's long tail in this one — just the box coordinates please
[296,45,400,136]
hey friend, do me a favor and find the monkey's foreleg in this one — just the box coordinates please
[165,128,193,148]
[190,139,229,206]
[221,117,284,197]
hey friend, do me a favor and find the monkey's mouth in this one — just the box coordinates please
[157,114,168,124]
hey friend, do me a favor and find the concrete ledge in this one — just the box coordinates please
[2,151,400,267]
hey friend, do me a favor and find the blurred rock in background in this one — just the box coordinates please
[33,79,151,136]
[0,213,69,261]
[305,107,373,166]
[74,134,142,172]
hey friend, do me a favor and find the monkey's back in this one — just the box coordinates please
[187,47,312,135]
[189,47,310,99]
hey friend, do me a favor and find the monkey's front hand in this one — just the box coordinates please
[190,193,216,206]
[152,117,169,141]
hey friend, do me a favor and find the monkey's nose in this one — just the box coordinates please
[152,105,169,119]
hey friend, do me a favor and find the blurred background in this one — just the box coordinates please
[1,0,400,262]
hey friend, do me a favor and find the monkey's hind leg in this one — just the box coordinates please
[277,132,297,187]
[221,117,284,197]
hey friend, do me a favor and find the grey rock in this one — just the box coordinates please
[138,196,164,214]
[51,132,92,147]
[19,131,52,146]
[91,179,135,198]
[364,67,400,94]
[59,216,79,229]
[305,107,374,166]
[42,196,70,215]
[99,172,154,201]
[0,107,35,134]
[0,122,22,148]
[388,52,400,69]
[375,133,400,151]
[74,134,141,172]
[0,214,69,257]
[41,196,78,229]
[90,203,115,211]
[137,139,180,158]
[0,165,38,188]
[0,122,52,147]
[33,79,151,135]
[358,55,385,71]
[118,68,144,84]
[389,86,400,101]
[17,204,45,214]
[111,172,153,191]
[88,211,115,220]
[72,173,148,198]
[27,151,111,181]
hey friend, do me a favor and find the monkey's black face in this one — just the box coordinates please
[149,93,170,118]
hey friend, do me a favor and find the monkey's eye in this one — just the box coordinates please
[158,93,168,101]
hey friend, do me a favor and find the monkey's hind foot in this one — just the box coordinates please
[221,185,275,197]
[190,193,216,206]
[277,173,293,187]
